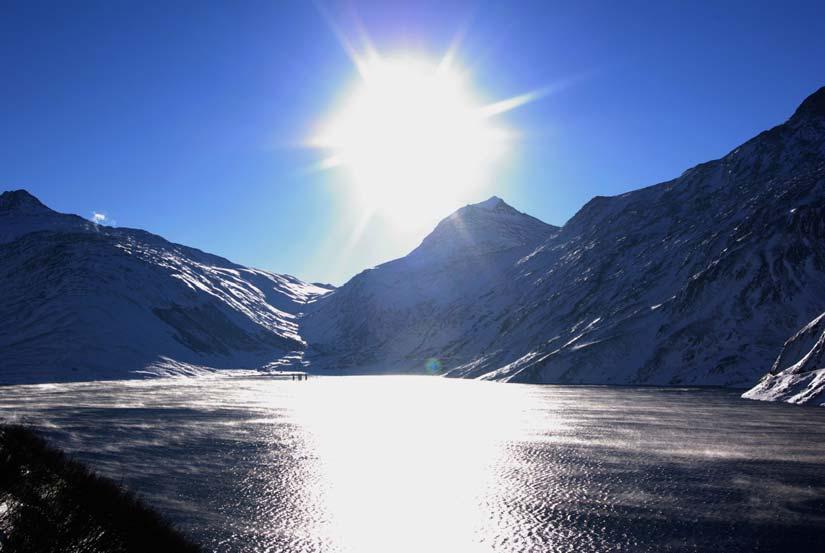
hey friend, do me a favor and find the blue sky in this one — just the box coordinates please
[2,1,825,285]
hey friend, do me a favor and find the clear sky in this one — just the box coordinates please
[2,1,825,285]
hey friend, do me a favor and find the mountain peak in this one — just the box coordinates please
[790,86,825,121]
[473,196,506,210]
[0,189,51,214]
[409,196,557,260]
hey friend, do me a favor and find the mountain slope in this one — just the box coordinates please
[743,311,825,406]
[0,191,331,383]
[0,425,201,552]
[6,87,825,391]
[465,87,825,386]
[301,197,559,371]
[304,86,825,387]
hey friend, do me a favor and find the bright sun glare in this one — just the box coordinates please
[312,54,535,227]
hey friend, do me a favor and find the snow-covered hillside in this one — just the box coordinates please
[743,312,825,406]
[304,86,825,388]
[300,197,558,371]
[0,190,331,383]
[5,87,825,394]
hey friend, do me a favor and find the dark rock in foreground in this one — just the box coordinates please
[0,425,200,553]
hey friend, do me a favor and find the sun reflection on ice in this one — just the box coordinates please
[283,376,546,553]
[4,377,825,551]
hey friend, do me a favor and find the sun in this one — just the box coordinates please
[312,55,514,227]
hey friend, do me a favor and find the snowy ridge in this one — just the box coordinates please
[453,87,825,388]
[408,196,558,261]
[5,86,825,398]
[0,191,332,383]
[743,312,825,406]
[300,196,558,371]
[303,86,825,392]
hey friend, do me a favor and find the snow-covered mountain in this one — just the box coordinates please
[5,86,825,395]
[300,197,558,371]
[743,311,825,406]
[0,190,331,383]
[303,86,825,388]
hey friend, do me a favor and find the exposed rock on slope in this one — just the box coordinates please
[301,197,559,371]
[5,87,825,391]
[304,86,825,387]
[743,312,825,406]
[0,190,331,383]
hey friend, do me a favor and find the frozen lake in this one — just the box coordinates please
[2,375,824,552]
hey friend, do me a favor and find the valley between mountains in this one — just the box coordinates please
[3,86,825,406]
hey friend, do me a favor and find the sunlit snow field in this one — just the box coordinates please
[2,376,825,552]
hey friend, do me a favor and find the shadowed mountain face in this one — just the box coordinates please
[4,88,825,397]
[300,197,559,371]
[0,191,331,383]
[303,87,825,389]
